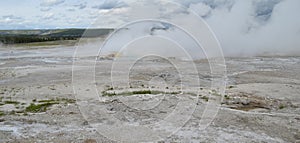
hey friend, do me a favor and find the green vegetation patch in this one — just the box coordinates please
[0,98,76,115]
[228,85,235,89]
[25,102,59,113]
[60,98,76,104]
[4,100,20,105]
[224,95,230,100]
[38,99,56,103]
[132,90,152,94]
[26,98,76,113]
[102,90,180,96]
[0,111,4,116]
[279,104,285,109]
[102,92,117,96]
[38,98,76,104]
[201,96,209,102]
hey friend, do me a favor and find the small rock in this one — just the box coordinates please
[82,121,89,126]
[240,99,250,105]
[84,139,97,143]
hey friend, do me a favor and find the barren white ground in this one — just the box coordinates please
[0,42,299,143]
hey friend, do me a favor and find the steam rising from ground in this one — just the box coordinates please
[187,0,300,56]
[88,0,300,58]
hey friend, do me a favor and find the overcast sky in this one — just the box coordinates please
[1,0,299,56]
[1,0,298,29]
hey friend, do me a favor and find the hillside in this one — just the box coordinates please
[0,29,113,44]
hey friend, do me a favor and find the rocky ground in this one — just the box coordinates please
[0,43,299,143]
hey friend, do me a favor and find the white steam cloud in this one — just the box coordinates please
[187,0,300,56]
[90,0,300,58]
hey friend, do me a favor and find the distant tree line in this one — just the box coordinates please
[0,29,114,44]
[0,35,79,44]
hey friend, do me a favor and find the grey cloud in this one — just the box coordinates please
[189,3,212,18]
[40,0,65,7]
[183,0,281,23]
[92,0,127,10]
[0,15,23,24]
[180,0,282,29]
[2,15,22,20]
[177,0,235,9]
[67,7,76,12]
[200,0,234,10]
[44,14,54,19]
[253,0,282,22]
[65,2,87,12]
[40,7,52,12]
[74,2,87,9]
[175,0,235,18]
[36,13,58,21]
